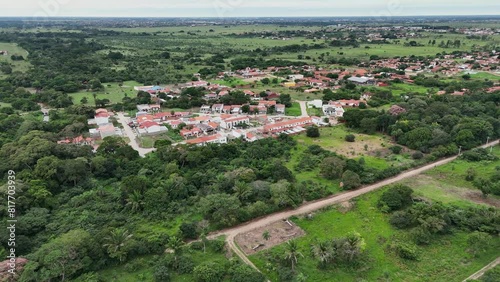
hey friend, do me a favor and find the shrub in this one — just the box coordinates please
[153,265,171,282]
[345,134,356,142]
[210,239,226,253]
[465,167,476,181]
[378,185,414,212]
[394,242,418,260]
[412,151,423,160]
[341,170,361,190]
[389,211,414,229]
[389,146,403,154]
[193,262,227,282]
[306,126,320,138]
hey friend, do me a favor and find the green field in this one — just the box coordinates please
[287,102,302,116]
[0,42,32,76]
[70,80,142,105]
[250,146,500,281]
[250,189,500,282]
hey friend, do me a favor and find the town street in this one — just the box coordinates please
[116,112,156,157]
[298,100,308,117]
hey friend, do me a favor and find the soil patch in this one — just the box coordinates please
[234,220,306,255]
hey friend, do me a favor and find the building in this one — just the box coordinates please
[263,117,313,134]
[220,116,250,130]
[275,104,286,115]
[347,76,375,85]
[137,121,168,136]
[288,74,304,80]
[98,124,121,139]
[186,134,228,146]
[136,104,161,113]
[212,104,224,114]
[322,102,345,117]
[58,135,94,146]
[307,99,323,109]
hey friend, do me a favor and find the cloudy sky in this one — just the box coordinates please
[2,0,499,17]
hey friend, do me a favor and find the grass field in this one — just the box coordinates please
[287,102,302,116]
[250,189,500,282]
[295,125,392,157]
[0,102,12,108]
[70,80,142,105]
[0,42,32,77]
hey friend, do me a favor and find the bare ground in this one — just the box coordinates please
[234,220,306,255]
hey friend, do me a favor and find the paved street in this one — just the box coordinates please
[116,112,156,157]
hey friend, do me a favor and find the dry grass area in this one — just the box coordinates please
[235,220,306,255]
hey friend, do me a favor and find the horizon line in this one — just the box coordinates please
[1,14,500,19]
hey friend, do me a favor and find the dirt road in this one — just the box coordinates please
[463,257,500,281]
[210,140,499,271]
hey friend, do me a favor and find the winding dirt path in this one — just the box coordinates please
[463,257,500,281]
[209,140,499,272]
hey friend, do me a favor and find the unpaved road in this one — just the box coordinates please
[463,257,500,281]
[210,140,499,271]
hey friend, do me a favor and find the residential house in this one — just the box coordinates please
[212,104,224,114]
[263,117,313,134]
[58,135,94,146]
[307,100,323,109]
[275,104,286,115]
[186,134,228,146]
[322,102,345,117]
[138,121,168,136]
[338,99,362,107]
[136,104,161,113]
[200,105,212,114]
[220,116,250,130]
[98,124,121,139]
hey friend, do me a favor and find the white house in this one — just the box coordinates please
[322,102,345,117]
[220,116,250,130]
[307,99,323,109]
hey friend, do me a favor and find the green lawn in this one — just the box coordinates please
[0,102,12,108]
[250,189,500,282]
[0,42,32,77]
[70,80,142,105]
[287,102,302,116]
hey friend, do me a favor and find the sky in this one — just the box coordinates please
[2,0,499,18]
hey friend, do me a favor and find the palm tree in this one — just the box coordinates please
[233,181,252,202]
[311,240,333,268]
[167,236,184,263]
[103,228,133,263]
[125,190,144,213]
[283,240,303,272]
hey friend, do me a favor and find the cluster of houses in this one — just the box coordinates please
[88,109,123,139]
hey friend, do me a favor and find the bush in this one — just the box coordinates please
[378,184,413,212]
[153,265,171,282]
[460,148,498,162]
[193,262,227,282]
[306,126,320,138]
[394,242,418,260]
[412,152,424,160]
[180,222,199,240]
[389,211,415,229]
[389,146,403,154]
[345,134,356,142]
[341,170,361,190]
[210,239,226,253]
